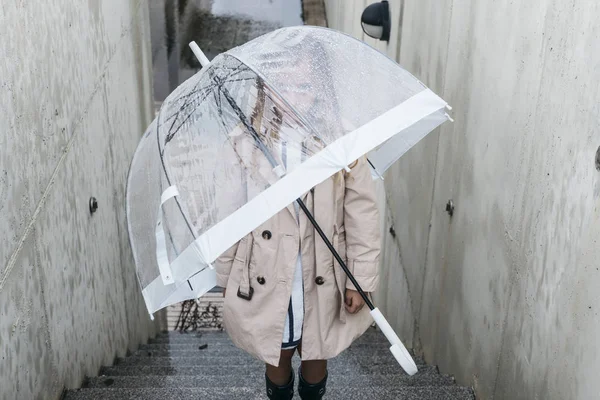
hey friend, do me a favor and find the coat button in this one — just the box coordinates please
[262,230,272,240]
[315,276,325,285]
[257,276,266,285]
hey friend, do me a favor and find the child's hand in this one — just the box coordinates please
[345,289,365,314]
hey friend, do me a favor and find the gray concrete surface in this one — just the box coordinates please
[327,1,600,399]
[0,2,162,399]
[63,329,475,399]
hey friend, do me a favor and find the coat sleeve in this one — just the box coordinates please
[343,156,381,292]
[214,242,239,288]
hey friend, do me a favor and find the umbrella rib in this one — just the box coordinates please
[172,74,252,105]
[164,88,215,145]
[155,101,196,241]
[166,78,207,143]
[160,87,215,131]
[162,71,254,141]
[170,82,217,102]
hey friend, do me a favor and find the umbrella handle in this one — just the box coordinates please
[370,308,418,375]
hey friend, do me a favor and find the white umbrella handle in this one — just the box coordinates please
[370,308,418,376]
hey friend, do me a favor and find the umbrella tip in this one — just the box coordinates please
[189,41,211,67]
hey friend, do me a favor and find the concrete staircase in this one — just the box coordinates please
[63,328,475,399]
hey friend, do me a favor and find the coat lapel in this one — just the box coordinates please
[285,190,310,224]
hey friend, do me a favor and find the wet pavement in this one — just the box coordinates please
[211,0,303,26]
[149,0,303,101]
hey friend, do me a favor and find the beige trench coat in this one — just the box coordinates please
[215,154,381,366]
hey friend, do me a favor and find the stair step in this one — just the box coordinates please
[90,368,456,388]
[133,347,421,360]
[64,386,475,400]
[85,371,455,389]
[115,352,427,369]
[139,341,404,356]
[158,328,383,337]
[148,338,395,347]
[142,339,397,348]
[149,329,390,344]
[140,340,237,349]
[100,364,439,377]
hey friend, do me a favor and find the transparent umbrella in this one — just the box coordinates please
[126,26,451,375]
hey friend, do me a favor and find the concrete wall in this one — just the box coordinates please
[0,1,161,399]
[326,1,600,399]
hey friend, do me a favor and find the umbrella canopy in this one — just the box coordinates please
[126,26,450,316]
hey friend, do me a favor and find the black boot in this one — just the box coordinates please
[298,367,328,399]
[266,369,294,399]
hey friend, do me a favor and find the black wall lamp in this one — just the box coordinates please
[361,1,391,42]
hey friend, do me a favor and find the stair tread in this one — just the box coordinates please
[100,364,439,377]
[141,340,396,348]
[118,348,425,364]
[134,346,419,359]
[115,354,427,369]
[64,386,475,400]
[85,372,456,389]
[148,337,394,344]
[149,329,391,344]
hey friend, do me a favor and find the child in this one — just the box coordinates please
[216,152,380,399]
